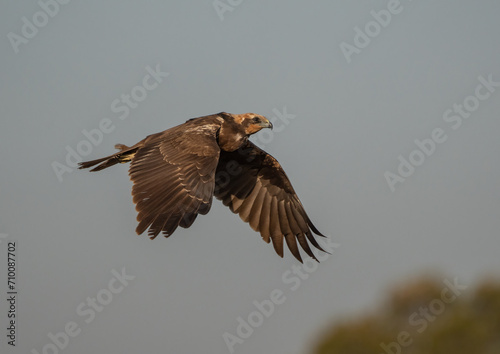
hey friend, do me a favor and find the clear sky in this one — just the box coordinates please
[1,1,499,353]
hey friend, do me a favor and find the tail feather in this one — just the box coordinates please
[79,145,138,172]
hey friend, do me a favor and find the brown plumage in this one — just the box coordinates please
[79,112,326,262]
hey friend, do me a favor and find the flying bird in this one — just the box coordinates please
[79,112,326,262]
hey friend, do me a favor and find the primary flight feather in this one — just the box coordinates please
[79,112,326,262]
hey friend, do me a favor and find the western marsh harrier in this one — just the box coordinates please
[79,112,326,262]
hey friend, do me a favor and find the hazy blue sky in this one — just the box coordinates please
[1,1,499,353]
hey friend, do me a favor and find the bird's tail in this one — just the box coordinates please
[78,144,138,172]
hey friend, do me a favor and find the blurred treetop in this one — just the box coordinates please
[313,276,500,354]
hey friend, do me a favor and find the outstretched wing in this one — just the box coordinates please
[129,123,221,238]
[214,141,326,262]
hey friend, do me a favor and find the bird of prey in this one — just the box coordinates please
[79,112,326,262]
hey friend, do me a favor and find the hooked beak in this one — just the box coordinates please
[260,119,273,130]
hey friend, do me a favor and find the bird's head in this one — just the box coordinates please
[232,113,273,135]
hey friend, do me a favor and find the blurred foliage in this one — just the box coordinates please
[313,276,500,354]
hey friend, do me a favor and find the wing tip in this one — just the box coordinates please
[308,219,326,237]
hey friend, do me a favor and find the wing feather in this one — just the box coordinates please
[248,186,266,231]
[284,202,317,261]
[238,185,262,222]
[270,197,284,257]
[259,193,272,243]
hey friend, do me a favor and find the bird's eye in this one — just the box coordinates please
[252,117,260,123]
